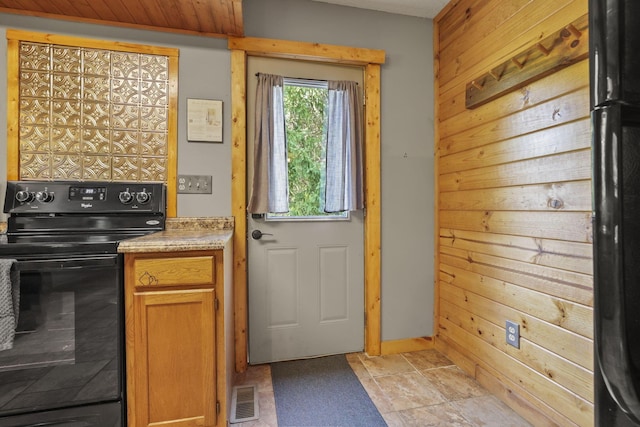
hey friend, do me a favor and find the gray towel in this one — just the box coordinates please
[0,259,20,351]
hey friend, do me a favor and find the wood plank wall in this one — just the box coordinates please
[433,0,592,426]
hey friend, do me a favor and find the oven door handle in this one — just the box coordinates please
[13,255,119,271]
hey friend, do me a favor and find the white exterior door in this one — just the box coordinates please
[247,214,364,364]
[246,56,365,364]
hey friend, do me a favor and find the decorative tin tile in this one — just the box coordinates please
[82,128,111,153]
[20,71,50,98]
[20,153,51,179]
[140,132,167,155]
[52,73,81,99]
[20,43,50,71]
[20,98,50,125]
[111,104,140,129]
[111,78,140,104]
[112,155,141,181]
[139,156,167,181]
[82,154,111,180]
[112,130,139,154]
[140,54,168,80]
[82,49,110,76]
[51,127,81,152]
[18,41,171,182]
[111,52,140,80]
[140,80,168,105]
[52,47,81,73]
[20,125,50,152]
[83,77,110,102]
[52,154,82,179]
[51,100,81,126]
[141,106,167,131]
[82,101,110,128]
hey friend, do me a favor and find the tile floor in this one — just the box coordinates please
[233,349,533,426]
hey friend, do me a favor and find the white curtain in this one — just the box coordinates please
[324,80,364,212]
[247,73,289,213]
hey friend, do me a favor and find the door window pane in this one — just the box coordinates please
[267,78,347,221]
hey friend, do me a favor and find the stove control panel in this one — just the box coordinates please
[68,185,106,202]
[4,181,166,214]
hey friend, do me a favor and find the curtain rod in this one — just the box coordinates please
[255,73,324,81]
[254,73,358,85]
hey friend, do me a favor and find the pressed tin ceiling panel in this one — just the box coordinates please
[0,0,243,37]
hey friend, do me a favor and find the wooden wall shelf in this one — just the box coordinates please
[465,14,588,109]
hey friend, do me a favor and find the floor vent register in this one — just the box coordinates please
[230,384,259,423]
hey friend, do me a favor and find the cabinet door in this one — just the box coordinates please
[132,289,216,427]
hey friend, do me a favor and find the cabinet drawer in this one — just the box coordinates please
[134,255,215,287]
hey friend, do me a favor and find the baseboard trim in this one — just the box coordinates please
[380,336,434,355]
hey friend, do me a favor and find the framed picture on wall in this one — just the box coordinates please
[187,98,223,142]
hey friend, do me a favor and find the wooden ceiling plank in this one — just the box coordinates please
[198,0,221,34]
[107,0,140,25]
[177,0,203,33]
[73,0,119,22]
[142,0,173,29]
[203,0,225,35]
[217,0,232,35]
[231,0,243,36]
[163,0,189,31]
[117,0,154,26]
[224,0,238,35]
[226,0,239,35]
[0,0,243,38]
[0,0,63,15]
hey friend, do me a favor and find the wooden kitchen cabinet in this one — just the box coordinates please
[124,250,225,427]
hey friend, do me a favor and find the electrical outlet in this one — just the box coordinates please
[506,320,520,348]
[177,175,212,194]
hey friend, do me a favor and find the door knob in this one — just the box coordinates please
[251,230,273,240]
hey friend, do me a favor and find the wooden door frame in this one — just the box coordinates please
[228,36,385,372]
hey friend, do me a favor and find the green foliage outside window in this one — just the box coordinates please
[282,83,329,217]
[267,80,348,220]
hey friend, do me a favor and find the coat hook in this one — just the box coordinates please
[563,24,582,39]
[471,80,484,90]
[511,57,524,69]
[488,69,501,81]
[536,43,551,56]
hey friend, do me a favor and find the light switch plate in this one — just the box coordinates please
[177,175,212,194]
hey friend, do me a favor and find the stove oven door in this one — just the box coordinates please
[0,254,124,427]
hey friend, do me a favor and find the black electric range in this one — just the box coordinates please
[0,180,165,427]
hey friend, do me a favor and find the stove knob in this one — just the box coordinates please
[136,191,151,204]
[35,191,54,203]
[119,191,133,204]
[15,190,34,203]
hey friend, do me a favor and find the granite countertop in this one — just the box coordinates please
[117,217,234,253]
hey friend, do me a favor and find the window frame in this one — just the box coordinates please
[265,76,350,222]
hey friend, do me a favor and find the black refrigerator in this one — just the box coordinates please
[592,0,640,425]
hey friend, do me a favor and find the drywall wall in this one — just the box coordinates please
[243,0,436,341]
